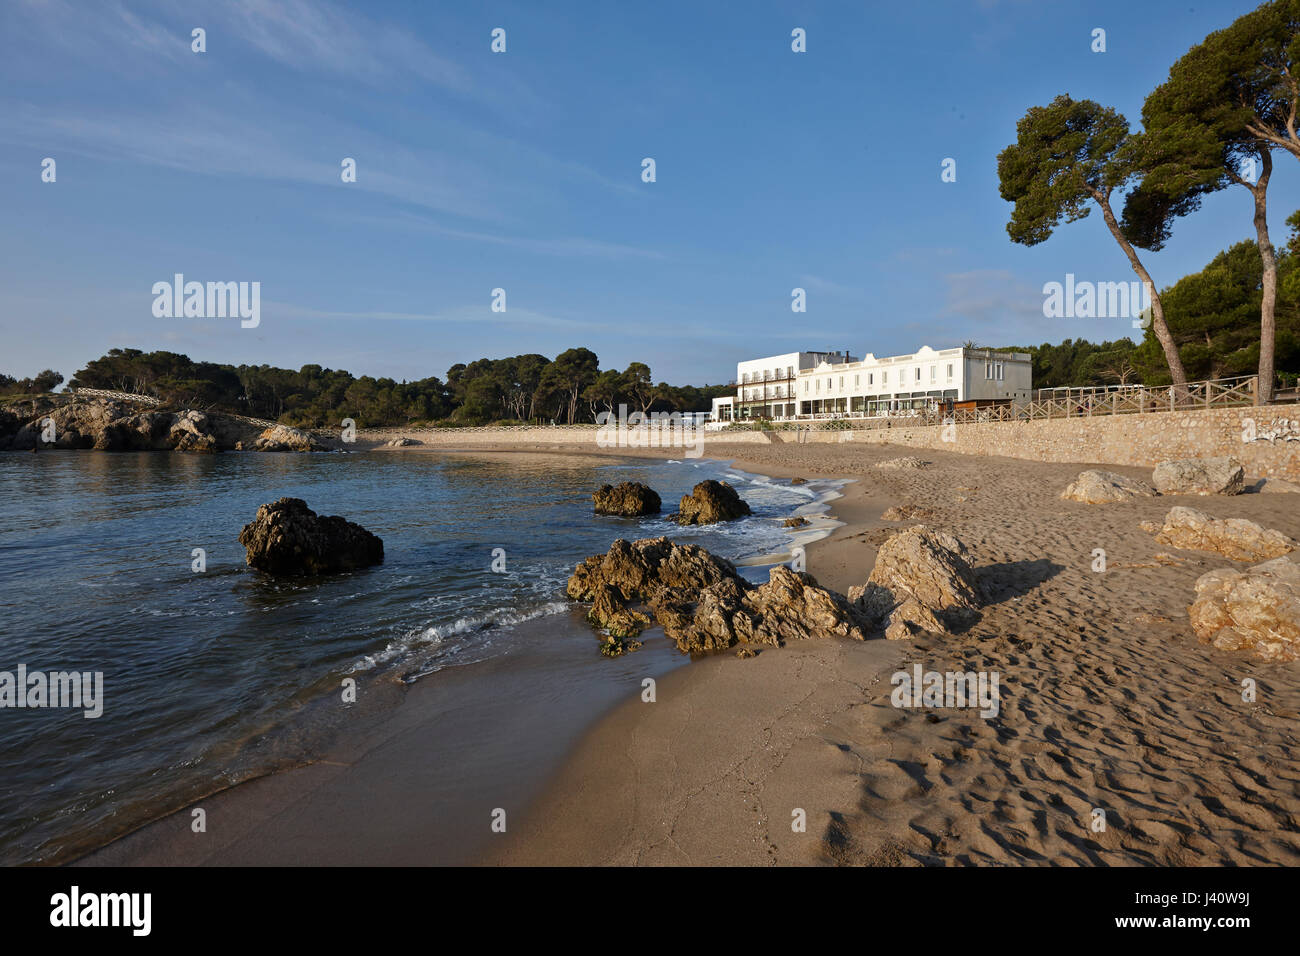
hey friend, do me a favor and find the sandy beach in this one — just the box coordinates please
[478,439,1300,866]
[75,438,1300,867]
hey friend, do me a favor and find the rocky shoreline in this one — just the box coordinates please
[0,396,338,452]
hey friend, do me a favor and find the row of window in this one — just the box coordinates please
[740,366,795,384]
[804,363,958,394]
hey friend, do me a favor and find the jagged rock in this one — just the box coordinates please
[1188,556,1300,662]
[592,481,661,517]
[882,504,936,521]
[385,437,421,447]
[1061,470,1159,503]
[252,423,321,452]
[1250,477,1300,494]
[1152,457,1245,496]
[671,480,751,525]
[238,497,383,575]
[875,457,929,470]
[783,516,809,527]
[1148,506,1298,562]
[848,526,983,639]
[0,399,226,452]
[790,477,808,485]
[566,537,868,655]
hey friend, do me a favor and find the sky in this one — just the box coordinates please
[1,0,1294,387]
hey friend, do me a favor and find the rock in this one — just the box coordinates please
[566,537,868,655]
[875,457,929,470]
[0,399,228,453]
[790,477,808,485]
[252,423,321,452]
[238,497,384,575]
[167,410,217,453]
[1061,470,1159,503]
[735,646,758,659]
[1188,556,1300,662]
[848,526,983,639]
[1152,457,1245,496]
[1149,506,1298,562]
[881,504,936,521]
[783,516,810,527]
[671,479,751,525]
[1250,477,1300,494]
[592,481,662,517]
[385,436,421,447]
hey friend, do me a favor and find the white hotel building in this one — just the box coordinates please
[713,346,1033,422]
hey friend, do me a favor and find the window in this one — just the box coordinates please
[854,374,860,388]
[930,366,936,382]
[868,372,874,386]
[996,362,1004,381]
[915,367,921,382]
[804,381,809,395]
[947,364,953,379]
[839,376,844,388]
[883,371,888,384]
[787,366,793,378]
[985,362,993,380]
[816,379,821,393]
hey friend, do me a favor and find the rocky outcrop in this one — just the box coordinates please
[1148,506,1298,562]
[875,457,930,470]
[592,481,662,517]
[848,526,984,640]
[671,480,751,525]
[1061,470,1159,503]
[1152,457,1245,496]
[1188,556,1300,662]
[0,399,222,452]
[566,537,868,655]
[238,498,384,575]
[251,423,321,452]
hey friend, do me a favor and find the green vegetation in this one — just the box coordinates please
[999,0,1300,399]
[0,348,731,428]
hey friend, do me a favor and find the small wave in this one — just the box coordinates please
[346,600,570,676]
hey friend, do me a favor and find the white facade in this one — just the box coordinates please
[733,350,858,420]
[731,346,1032,420]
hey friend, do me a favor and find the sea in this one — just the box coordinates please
[0,449,842,864]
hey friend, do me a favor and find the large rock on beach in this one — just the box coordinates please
[1188,556,1300,662]
[848,526,984,640]
[671,479,751,525]
[1061,470,1159,503]
[252,423,321,452]
[592,481,662,517]
[1152,457,1245,496]
[1149,506,1298,562]
[239,497,384,575]
[566,536,867,655]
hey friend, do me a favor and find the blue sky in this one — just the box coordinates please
[1,0,1293,386]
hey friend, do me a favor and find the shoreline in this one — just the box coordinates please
[70,447,836,866]
[68,439,1300,866]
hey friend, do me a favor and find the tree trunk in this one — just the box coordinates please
[1094,191,1189,388]
[1249,151,1277,404]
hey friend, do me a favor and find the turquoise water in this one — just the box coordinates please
[0,450,833,864]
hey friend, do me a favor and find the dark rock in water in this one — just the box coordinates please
[567,536,868,655]
[239,497,383,575]
[592,481,661,517]
[783,516,809,528]
[790,477,808,485]
[671,479,751,525]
